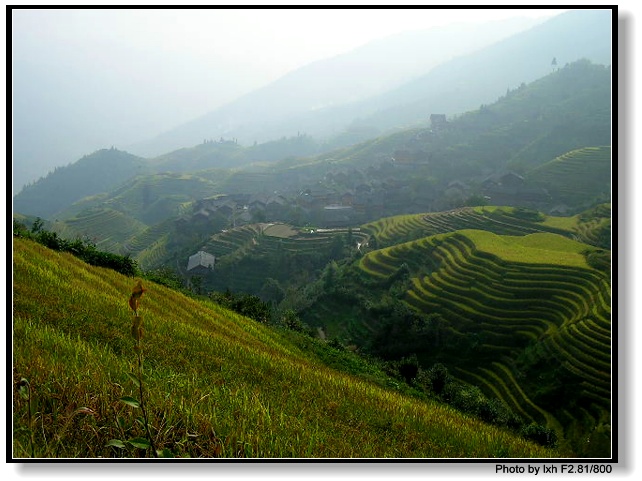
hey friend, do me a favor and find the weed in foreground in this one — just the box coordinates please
[16,378,35,457]
[108,280,169,457]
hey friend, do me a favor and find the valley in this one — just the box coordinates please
[12,9,613,460]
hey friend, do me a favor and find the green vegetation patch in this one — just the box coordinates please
[462,230,592,269]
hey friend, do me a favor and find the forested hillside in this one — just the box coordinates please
[13,148,148,219]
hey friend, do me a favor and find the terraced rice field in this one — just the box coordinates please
[133,233,171,270]
[124,220,173,255]
[201,224,369,292]
[204,224,368,260]
[62,208,148,253]
[362,207,567,247]
[358,229,611,437]
[527,146,611,206]
[204,224,263,258]
[362,205,610,251]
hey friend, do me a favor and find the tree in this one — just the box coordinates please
[428,363,450,395]
[31,217,44,234]
[259,278,285,304]
[190,276,203,295]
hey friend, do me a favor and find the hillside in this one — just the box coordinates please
[351,9,611,134]
[12,236,559,458]
[314,60,611,181]
[18,59,611,260]
[129,10,610,158]
[13,148,149,219]
[526,146,611,208]
[194,224,368,295]
[298,228,611,457]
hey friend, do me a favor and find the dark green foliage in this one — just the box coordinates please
[14,220,139,277]
[477,397,523,429]
[14,148,147,218]
[31,218,44,233]
[189,276,203,295]
[515,341,584,409]
[279,309,307,333]
[210,290,272,324]
[368,300,445,362]
[396,356,420,384]
[13,219,31,237]
[578,203,611,222]
[143,267,184,290]
[426,363,451,395]
[587,423,611,457]
[259,278,285,304]
[413,363,529,440]
[520,423,558,448]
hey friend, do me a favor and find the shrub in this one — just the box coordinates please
[478,398,523,429]
[427,363,451,395]
[391,355,420,384]
[144,267,184,290]
[210,290,272,324]
[520,422,558,448]
[280,309,306,332]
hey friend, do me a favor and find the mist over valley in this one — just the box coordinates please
[12,8,613,461]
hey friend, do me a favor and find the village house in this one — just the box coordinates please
[481,171,550,207]
[186,251,216,276]
[340,191,354,206]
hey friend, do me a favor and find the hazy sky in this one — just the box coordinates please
[10,6,569,190]
[12,7,568,123]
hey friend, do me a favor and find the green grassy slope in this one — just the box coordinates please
[12,237,557,458]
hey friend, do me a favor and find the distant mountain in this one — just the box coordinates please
[127,17,545,157]
[349,9,612,132]
[129,10,610,158]
[13,148,148,219]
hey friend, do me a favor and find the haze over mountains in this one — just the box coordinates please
[12,12,548,191]
[14,9,610,212]
[126,16,546,157]
[127,10,609,158]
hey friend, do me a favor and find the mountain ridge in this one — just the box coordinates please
[127,10,610,157]
[124,16,549,157]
